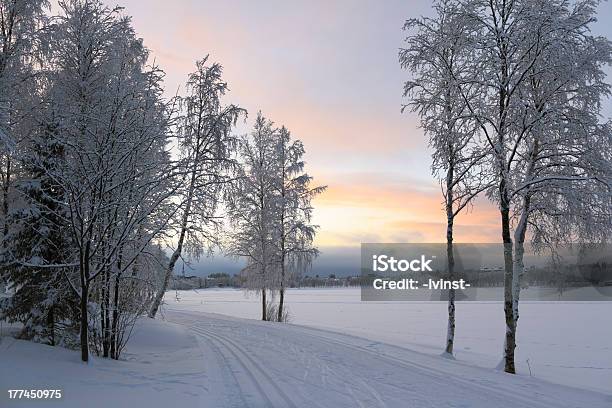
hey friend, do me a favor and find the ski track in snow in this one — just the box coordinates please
[192,326,298,408]
[165,308,612,408]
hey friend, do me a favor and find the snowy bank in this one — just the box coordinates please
[0,318,206,408]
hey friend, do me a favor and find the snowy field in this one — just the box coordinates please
[163,287,612,394]
[2,287,611,407]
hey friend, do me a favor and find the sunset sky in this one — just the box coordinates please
[99,0,612,253]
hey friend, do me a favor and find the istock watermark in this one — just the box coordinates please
[360,243,612,301]
[371,254,434,272]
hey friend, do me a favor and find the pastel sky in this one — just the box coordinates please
[102,0,612,249]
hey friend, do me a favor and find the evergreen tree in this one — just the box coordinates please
[0,121,77,345]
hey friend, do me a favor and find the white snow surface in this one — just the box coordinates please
[0,318,205,407]
[164,287,612,394]
[1,287,611,407]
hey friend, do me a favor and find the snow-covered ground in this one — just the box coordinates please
[163,287,612,395]
[1,287,611,407]
[0,318,206,407]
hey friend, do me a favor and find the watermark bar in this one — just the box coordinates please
[360,243,612,301]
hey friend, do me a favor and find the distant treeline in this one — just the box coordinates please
[170,273,365,290]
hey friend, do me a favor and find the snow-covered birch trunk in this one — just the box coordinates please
[510,143,537,329]
[512,220,528,322]
[149,172,194,318]
[501,194,516,373]
[445,203,456,356]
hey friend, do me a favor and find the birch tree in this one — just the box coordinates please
[226,116,324,322]
[226,113,278,321]
[148,56,244,318]
[400,0,490,356]
[451,0,611,372]
[272,126,325,322]
[508,1,612,318]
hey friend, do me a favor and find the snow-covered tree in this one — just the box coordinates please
[226,115,324,322]
[462,0,612,373]
[272,126,325,322]
[148,56,244,318]
[0,0,73,346]
[226,113,279,321]
[450,3,547,370]
[40,0,175,361]
[400,0,490,356]
[507,0,612,331]
[0,0,255,362]
[0,0,48,258]
[410,0,612,372]
[0,121,76,345]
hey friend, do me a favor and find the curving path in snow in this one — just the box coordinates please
[165,308,612,408]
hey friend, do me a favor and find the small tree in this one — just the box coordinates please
[227,116,324,322]
[226,113,278,321]
[272,126,325,322]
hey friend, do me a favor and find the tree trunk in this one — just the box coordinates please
[510,195,530,366]
[509,142,537,362]
[502,138,536,373]
[110,274,120,359]
[444,158,455,356]
[149,244,182,318]
[445,216,455,355]
[261,289,267,321]
[102,266,110,358]
[494,20,517,374]
[149,189,193,318]
[47,306,55,346]
[277,286,284,322]
[277,254,286,322]
[149,150,199,319]
[277,156,287,323]
[80,281,89,363]
[1,157,10,245]
[80,241,92,363]
[500,182,516,374]
[110,252,122,359]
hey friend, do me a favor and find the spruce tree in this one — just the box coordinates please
[0,122,76,345]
